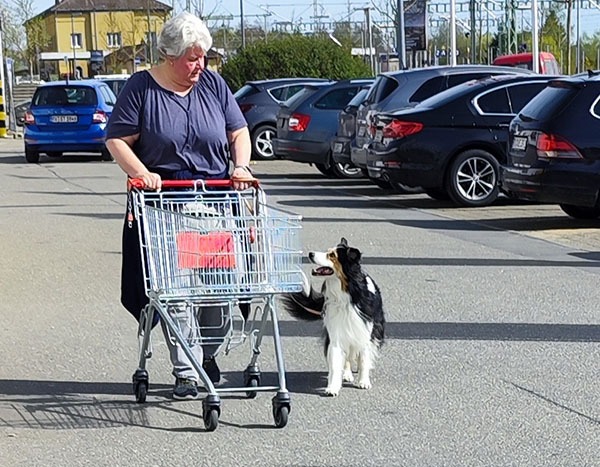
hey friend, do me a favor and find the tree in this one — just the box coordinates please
[7,0,52,77]
[539,8,567,72]
[220,34,372,91]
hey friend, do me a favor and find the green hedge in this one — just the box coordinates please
[221,34,373,91]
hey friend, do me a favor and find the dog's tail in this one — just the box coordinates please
[279,289,324,321]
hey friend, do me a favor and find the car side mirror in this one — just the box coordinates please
[344,104,358,115]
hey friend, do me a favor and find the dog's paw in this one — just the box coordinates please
[356,380,372,390]
[324,386,341,397]
[342,370,354,383]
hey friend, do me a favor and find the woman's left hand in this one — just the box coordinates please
[231,166,255,190]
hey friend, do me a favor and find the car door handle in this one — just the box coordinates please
[498,123,510,128]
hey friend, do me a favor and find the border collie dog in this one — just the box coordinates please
[281,238,385,396]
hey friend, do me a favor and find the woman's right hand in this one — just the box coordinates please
[133,171,162,190]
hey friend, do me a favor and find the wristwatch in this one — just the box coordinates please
[234,165,253,175]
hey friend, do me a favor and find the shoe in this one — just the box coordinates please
[203,357,221,384]
[173,377,199,400]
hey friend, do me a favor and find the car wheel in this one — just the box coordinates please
[315,163,334,177]
[101,147,114,161]
[447,149,499,207]
[252,125,276,160]
[25,146,39,163]
[330,161,363,179]
[425,187,451,200]
[46,151,62,158]
[559,204,600,219]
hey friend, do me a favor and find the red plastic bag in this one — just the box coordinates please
[176,231,236,269]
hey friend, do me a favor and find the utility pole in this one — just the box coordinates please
[0,16,6,137]
[450,0,457,65]
[364,7,375,75]
[396,0,406,69]
[240,0,246,48]
[469,0,476,63]
[532,0,539,73]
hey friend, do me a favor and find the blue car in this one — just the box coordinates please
[24,80,117,163]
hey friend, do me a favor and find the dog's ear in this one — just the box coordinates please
[347,247,362,263]
[339,237,348,247]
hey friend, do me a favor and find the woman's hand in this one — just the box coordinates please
[231,166,255,191]
[133,171,162,190]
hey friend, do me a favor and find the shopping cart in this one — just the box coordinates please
[128,178,304,431]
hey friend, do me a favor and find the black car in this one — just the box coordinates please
[351,65,535,172]
[501,72,600,219]
[234,78,330,160]
[366,74,557,207]
[274,78,373,178]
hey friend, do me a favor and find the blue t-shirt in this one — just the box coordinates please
[106,69,247,177]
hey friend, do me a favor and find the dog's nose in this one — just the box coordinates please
[308,252,315,262]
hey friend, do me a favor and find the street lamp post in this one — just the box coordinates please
[396,0,406,69]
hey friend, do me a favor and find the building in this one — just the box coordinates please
[25,0,172,79]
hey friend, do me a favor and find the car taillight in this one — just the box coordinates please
[24,111,35,125]
[536,133,582,159]
[93,110,108,124]
[382,120,424,139]
[238,103,254,113]
[288,113,310,132]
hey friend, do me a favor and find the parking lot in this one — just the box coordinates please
[1,139,599,466]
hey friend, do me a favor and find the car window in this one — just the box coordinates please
[284,84,327,108]
[269,86,287,101]
[365,75,399,105]
[282,84,305,101]
[314,87,360,110]
[507,82,548,113]
[347,88,369,107]
[448,72,499,88]
[100,86,116,106]
[234,84,259,99]
[518,82,579,120]
[270,84,304,102]
[33,86,98,106]
[409,76,444,103]
[591,93,600,119]
[104,79,127,96]
[476,88,511,114]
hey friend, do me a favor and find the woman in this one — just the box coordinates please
[106,12,253,401]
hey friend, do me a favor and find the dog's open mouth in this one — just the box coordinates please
[312,266,334,276]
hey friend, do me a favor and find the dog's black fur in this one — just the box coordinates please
[280,238,385,396]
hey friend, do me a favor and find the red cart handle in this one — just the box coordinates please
[128,178,259,190]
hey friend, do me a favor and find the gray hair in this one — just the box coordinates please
[157,12,213,59]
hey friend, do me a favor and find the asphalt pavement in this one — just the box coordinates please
[0,138,599,467]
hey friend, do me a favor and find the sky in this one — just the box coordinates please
[31,0,600,39]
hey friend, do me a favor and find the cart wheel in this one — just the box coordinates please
[245,377,259,399]
[135,381,148,404]
[273,405,289,428]
[203,408,219,432]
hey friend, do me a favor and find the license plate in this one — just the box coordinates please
[357,126,366,137]
[50,115,78,123]
[374,129,383,142]
[512,136,527,151]
[333,143,343,154]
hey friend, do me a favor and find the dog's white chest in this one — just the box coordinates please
[323,285,373,352]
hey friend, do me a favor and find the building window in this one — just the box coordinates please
[71,33,82,48]
[107,32,121,48]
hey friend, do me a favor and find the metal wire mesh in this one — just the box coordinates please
[133,187,303,298]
